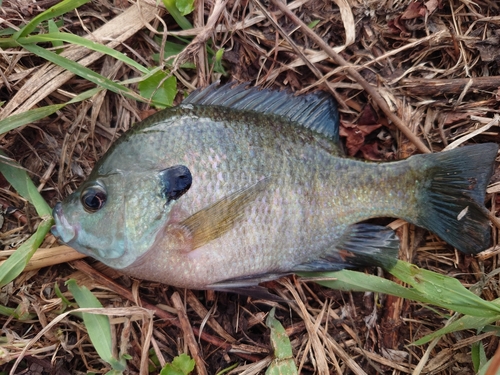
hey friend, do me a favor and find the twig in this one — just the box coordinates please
[268,0,431,154]
[253,0,347,108]
[402,76,500,96]
[172,0,228,75]
[171,292,208,375]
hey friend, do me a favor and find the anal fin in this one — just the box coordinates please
[293,223,400,272]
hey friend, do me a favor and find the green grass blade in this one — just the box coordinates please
[13,0,91,39]
[309,260,500,318]
[0,152,51,216]
[163,0,193,30]
[47,20,63,50]
[0,216,52,288]
[303,269,433,304]
[413,310,500,345]
[0,302,36,320]
[0,151,54,287]
[388,261,500,317]
[472,341,488,373]
[477,355,500,375]
[67,280,127,372]
[162,0,193,30]
[0,87,102,135]
[0,104,64,135]
[20,43,145,102]
[0,87,101,135]
[19,33,149,74]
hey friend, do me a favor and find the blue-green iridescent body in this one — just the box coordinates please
[51,84,497,290]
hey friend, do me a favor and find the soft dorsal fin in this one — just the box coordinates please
[182,82,340,141]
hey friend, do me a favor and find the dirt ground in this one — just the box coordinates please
[1,0,500,374]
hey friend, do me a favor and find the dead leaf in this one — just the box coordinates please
[424,0,440,13]
[437,111,485,125]
[401,1,426,20]
[474,31,500,62]
[387,17,410,36]
[358,104,379,125]
[139,109,157,120]
[285,71,302,90]
[340,121,383,156]
[359,142,394,161]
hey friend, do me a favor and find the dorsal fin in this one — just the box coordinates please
[182,82,340,141]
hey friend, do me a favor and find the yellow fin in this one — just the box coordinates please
[180,178,269,250]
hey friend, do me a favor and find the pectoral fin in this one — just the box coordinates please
[180,178,270,249]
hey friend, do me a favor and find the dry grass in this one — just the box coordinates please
[1,0,500,374]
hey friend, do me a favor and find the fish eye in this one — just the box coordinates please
[81,184,107,213]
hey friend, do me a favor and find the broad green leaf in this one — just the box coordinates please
[67,280,126,372]
[265,308,298,375]
[0,217,52,288]
[160,353,195,375]
[176,0,195,16]
[18,33,149,74]
[152,41,195,69]
[138,71,177,108]
[13,0,90,39]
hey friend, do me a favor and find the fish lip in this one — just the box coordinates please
[51,202,77,243]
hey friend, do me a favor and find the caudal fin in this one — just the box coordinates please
[411,143,497,254]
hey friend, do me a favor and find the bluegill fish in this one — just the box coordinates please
[51,83,498,291]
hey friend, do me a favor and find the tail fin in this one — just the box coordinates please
[410,143,497,254]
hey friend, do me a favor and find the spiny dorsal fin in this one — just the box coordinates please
[182,82,340,141]
[180,178,270,250]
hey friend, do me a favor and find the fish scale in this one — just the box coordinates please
[51,83,498,292]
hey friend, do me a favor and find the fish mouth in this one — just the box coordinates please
[51,202,77,243]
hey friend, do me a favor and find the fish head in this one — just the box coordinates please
[51,168,186,269]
